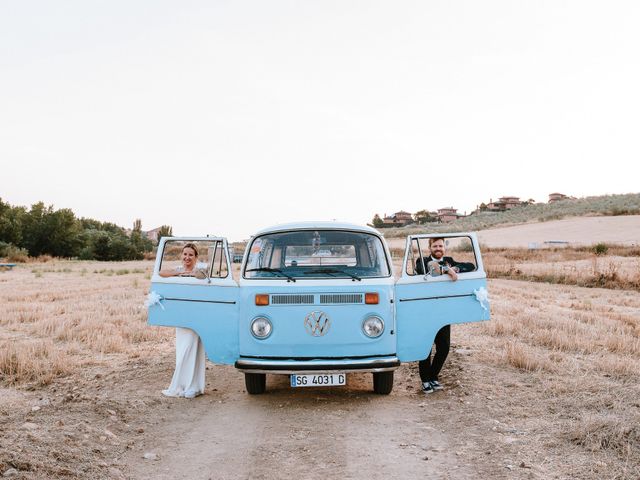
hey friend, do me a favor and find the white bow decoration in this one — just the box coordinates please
[473,287,490,312]
[144,291,165,310]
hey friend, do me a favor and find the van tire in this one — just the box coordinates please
[245,373,266,394]
[373,371,393,394]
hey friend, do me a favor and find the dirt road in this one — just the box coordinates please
[112,316,560,480]
[122,362,505,480]
[2,327,542,480]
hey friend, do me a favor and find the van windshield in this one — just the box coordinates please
[243,230,391,279]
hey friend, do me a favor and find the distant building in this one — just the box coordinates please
[437,207,464,223]
[548,192,575,203]
[381,210,414,228]
[145,227,164,242]
[394,210,414,223]
[485,196,523,212]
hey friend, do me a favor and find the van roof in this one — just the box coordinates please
[253,221,381,237]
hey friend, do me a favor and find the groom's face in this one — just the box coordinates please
[430,239,445,260]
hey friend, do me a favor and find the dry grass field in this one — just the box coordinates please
[0,251,639,478]
[0,261,163,387]
[484,245,640,291]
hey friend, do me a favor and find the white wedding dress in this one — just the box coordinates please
[162,327,205,398]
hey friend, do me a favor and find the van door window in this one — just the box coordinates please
[406,236,477,276]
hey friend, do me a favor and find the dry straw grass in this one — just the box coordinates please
[484,244,640,291]
[0,260,165,387]
[478,279,640,475]
[0,339,72,386]
[502,341,558,372]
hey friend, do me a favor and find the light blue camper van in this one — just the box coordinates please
[147,222,490,395]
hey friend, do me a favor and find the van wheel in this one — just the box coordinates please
[373,371,393,394]
[245,373,266,394]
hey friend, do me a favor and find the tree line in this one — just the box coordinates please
[0,198,171,261]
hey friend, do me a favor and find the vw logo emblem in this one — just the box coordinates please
[304,311,331,337]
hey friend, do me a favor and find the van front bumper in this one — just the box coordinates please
[235,355,400,374]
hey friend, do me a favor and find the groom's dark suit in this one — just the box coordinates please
[415,256,475,275]
[414,254,475,384]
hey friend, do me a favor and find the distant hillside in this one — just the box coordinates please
[381,193,640,238]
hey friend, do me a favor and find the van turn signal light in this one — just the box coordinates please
[255,294,269,306]
[365,293,379,305]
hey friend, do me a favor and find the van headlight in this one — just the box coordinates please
[362,316,384,338]
[251,317,272,339]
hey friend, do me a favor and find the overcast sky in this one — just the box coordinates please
[2,1,639,240]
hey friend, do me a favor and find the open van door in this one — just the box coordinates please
[394,233,490,362]
[147,237,239,364]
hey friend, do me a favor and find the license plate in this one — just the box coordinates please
[290,373,346,387]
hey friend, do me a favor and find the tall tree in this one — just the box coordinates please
[46,208,82,257]
[157,225,173,244]
[91,231,113,261]
[130,218,153,258]
[0,198,26,246]
[21,202,50,256]
[414,209,432,224]
[21,203,82,257]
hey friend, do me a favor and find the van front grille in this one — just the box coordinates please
[268,293,366,305]
[271,294,315,305]
[320,294,363,305]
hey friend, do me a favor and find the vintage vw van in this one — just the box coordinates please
[147,222,490,395]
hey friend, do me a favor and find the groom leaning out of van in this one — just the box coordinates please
[415,237,475,394]
[414,237,476,279]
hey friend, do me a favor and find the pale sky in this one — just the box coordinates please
[2,1,639,241]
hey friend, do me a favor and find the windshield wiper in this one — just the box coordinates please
[303,268,361,281]
[245,267,296,282]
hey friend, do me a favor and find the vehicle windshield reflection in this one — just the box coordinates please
[243,230,390,279]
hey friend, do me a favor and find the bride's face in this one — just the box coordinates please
[181,247,197,270]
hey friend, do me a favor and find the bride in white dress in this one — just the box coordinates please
[158,243,206,399]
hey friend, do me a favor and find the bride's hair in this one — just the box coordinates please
[183,243,199,257]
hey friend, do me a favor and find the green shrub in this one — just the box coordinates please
[0,242,29,263]
[593,243,609,256]
[78,246,94,260]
